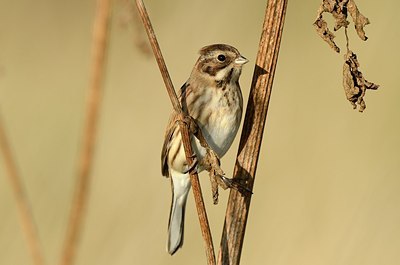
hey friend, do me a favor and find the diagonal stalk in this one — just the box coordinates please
[0,111,46,265]
[135,0,216,264]
[218,0,288,264]
[59,0,111,264]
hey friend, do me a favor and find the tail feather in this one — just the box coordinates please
[167,171,191,255]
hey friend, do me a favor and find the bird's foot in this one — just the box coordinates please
[202,149,251,204]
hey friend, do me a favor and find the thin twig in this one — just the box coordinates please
[218,0,288,264]
[345,27,350,53]
[59,0,111,264]
[0,112,45,265]
[135,0,216,264]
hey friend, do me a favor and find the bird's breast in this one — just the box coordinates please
[190,84,242,159]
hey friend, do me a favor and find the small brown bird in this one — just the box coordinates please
[161,44,248,255]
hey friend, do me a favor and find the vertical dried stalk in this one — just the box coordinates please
[0,113,45,265]
[59,0,111,264]
[218,0,288,264]
[135,0,216,264]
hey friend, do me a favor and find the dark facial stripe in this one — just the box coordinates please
[204,65,217,76]
[226,68,234,83]
[199,56,231,76]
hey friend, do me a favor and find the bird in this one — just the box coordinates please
[161,44,248,255]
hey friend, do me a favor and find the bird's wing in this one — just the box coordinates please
[161,83,189,177]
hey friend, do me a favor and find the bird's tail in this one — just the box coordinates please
[167,170,191,255]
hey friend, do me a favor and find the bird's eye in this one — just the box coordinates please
[217,54,226,62]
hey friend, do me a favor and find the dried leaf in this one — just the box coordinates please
[313,16,340,53]
[317,0,336,14]
[209,174,219,205]
[332,0,350,31]
[342,51,379,112]
[200,149,225,204]
[347,0,370,40]
[314,0,371,52]
[314,1,378,112]
[314,0,351,31]
[313,0,342,53]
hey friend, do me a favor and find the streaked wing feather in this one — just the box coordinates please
[161,83,190,177]
[161,112,179,177]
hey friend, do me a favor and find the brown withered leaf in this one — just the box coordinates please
[347,0,370,40]
[314,16,340,53]
[313,0,342,53]
[314,0,371,52]
[343,51,379,112]
[331,0,350,31]
[200,149,225,205]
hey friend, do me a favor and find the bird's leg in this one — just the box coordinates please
[201,147,253,196]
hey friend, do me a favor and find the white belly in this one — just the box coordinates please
[194,109,240,158]
[167,83,242,174]
[192,87,242,161]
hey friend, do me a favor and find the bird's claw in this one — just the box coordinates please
[178,113,199,135]
[219,176,253,195]
[203,149,252,204]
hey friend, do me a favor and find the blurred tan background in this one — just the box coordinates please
[1,0,399,264]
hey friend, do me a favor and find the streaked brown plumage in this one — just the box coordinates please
[161,44,248,255]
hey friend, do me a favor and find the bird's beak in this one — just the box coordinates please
[234,55,249,65]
